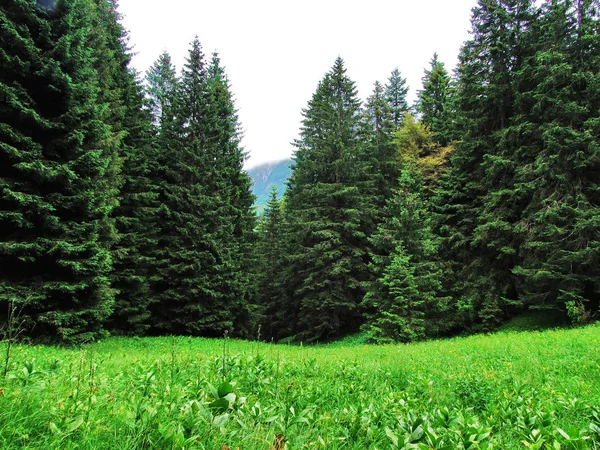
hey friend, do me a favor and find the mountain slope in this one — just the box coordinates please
[246,158,293,211]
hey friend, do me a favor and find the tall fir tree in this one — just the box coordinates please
[385,68,410,129]
[109,74,158,335]
[256,188,286,340]
[0,0,121,342]
[364,81,399,217]
[435,0,537,329]
[143,51,181,334]
[98,0,160,336]
[149,38,213,335]
[203,52,257,337]
[284,58,372,341]
[146,52,179,130]
[508,0,600,320]
[416,53,455,146]
[150,40,256,337]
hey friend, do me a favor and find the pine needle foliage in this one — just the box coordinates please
[284,58,373,342]
[0,0,121,343]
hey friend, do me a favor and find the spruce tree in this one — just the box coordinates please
[366,249,426,343]
[0,0,120,342]
[150,40,256,337]
[98,0,160,335]
[146,52,179,129]
[143,51,180,334]
[364,81,399,215]
[284,58,372,341]
[362,159,446,342]
[509,0,600,320]
[109,75,158,335]
[385,68,409,128]
[416,53,455,146]
[203,52,257,337]
[435,0,537,329]
[150,38,217,335]
[256,188,286,340]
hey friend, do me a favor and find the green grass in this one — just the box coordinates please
[1,324,599,449]
[498,310,569,332]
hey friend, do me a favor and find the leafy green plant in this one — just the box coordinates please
[207,381,242,413]
[590,408,600,438]
[8,358,46,386]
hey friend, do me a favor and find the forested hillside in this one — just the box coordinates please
[1,0,599,344]
[246,159,292,212]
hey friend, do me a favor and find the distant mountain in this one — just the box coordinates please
[246,158,293,212]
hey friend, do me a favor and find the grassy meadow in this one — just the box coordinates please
[1,324,599,449]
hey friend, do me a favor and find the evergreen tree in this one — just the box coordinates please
[150,38,215,335]
[97,0,160,335]
[143,51,180,334]
[385,68,410,128]
[0,0,120,343]
[416,53,455,145]
[256,188,285,340]
[150,40,256,337]
[284,58,372,341]
[362,169,445,343]
[150,39,211,335]
[109,75,158,335]
[367,249,426,343]
[508,0,600,321]
[203,52,257,337]
[435,0,537,329]
[365,81,395,136]
[364,81,399,215]
[146,51,179,131]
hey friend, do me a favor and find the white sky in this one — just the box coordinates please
[117,0,478,168]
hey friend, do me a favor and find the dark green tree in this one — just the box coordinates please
[0,0,121,343]
[256,188,285,340]
[148,38,211,334]
[416,53,455,145]
[362,169,446,342]
[284,58,372,341]
[385,68,409,128]
[435,0,537,329]
[97,0,160,336]
[109,77,158,335]
[203,52,257,337]
[150,41,256,337]
[142,51,181,334]
[364,81,399,216]
[508,0,600,321]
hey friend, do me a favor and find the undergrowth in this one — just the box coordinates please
[0,324,598,449]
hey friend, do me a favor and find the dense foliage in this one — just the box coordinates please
[283,58,373,342]
[1,0,598,344]
[0,0,255,343]
[1,0,121,343]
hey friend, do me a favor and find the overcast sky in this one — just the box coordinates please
[117,0,479,168]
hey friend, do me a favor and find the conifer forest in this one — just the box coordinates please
[2,0,600,346]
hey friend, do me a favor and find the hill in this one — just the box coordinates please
[246,158,293,212]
